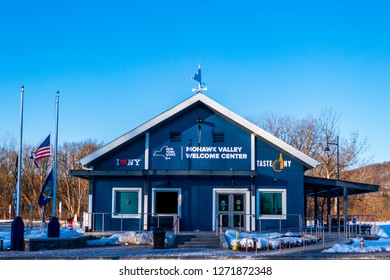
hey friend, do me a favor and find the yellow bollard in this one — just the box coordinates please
[232,231,239,251]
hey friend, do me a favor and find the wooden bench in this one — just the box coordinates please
[360,224,372,235]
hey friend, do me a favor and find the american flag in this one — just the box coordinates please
[31,135,51,168]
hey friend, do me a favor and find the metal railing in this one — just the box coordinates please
[215,214,303,234]
[302,218,326,250]
[83,212,180,234]
[327,214,376,241]
[215,213,334,253]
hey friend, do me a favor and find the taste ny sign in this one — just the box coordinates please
[256,153,291,172]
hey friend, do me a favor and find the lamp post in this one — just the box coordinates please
[325,136,339,181]
[325,136,347,231]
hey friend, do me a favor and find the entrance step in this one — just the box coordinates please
[175,232,221,248]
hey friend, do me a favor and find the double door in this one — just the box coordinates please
[217,193,245,229]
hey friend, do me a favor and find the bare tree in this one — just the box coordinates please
[57,139,101,220]
[0,135,18,219]
[247,113,294,143]
[0,136,101,220]
[246,107,373,220]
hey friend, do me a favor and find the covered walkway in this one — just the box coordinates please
[304,176,379,226]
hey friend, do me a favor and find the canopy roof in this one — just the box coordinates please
[304,176,379,197]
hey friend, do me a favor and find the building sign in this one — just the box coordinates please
[116,158,142,166]
[153,146,176,160]
[256,153,291,172]
[186,146,247,160]
[153,146,248,161]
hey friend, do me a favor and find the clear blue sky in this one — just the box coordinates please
[1,0,389,164]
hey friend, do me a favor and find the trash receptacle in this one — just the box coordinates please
[153,227,166,249]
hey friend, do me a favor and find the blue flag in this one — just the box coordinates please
[38,170,53,207]
[13,188,17,214]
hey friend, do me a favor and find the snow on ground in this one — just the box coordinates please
[0,220,170,249]
[323,221,390,253]
[1,220,390,253]
[223,229,318,250]
[0,222,84,250]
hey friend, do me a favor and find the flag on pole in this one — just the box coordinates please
[31,135,51,168]
[13,188,17,214]
[14,155,18,182]
[38,169,53,207]
[13,156,18,214]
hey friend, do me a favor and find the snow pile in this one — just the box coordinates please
[224,229,318,250]
[86,231,177,247]
[118,231,153,245]
[86,231,153,246]
[323,237,390,253]
[323,221,390,253]
[375,222,390,238]
[86,233,121,246]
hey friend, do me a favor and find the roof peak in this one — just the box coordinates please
[79,92,319,169]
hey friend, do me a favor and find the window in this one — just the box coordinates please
[112,188,142,218]
[156,191,178,214]
[213,132,224,143]
[257,188,286,219]
[170,132,182,143]
[152,188,181,217]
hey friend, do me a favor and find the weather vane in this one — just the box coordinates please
[192,64,207,93]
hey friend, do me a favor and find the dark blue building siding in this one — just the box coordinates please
[93,136,145,171]
[92,177,145,231]
[255,139,305,230]
[91,176,253,231]
[88,102,307,232]
[150,104,251,170]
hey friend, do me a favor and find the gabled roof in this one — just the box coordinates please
[79,92,319,169]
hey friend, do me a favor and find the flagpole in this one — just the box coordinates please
[52,91,59,217]
[16,85,24,217]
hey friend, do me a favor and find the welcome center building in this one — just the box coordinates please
[71,92,378,232]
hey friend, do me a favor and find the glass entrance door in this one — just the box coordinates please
[217,193,245,229]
